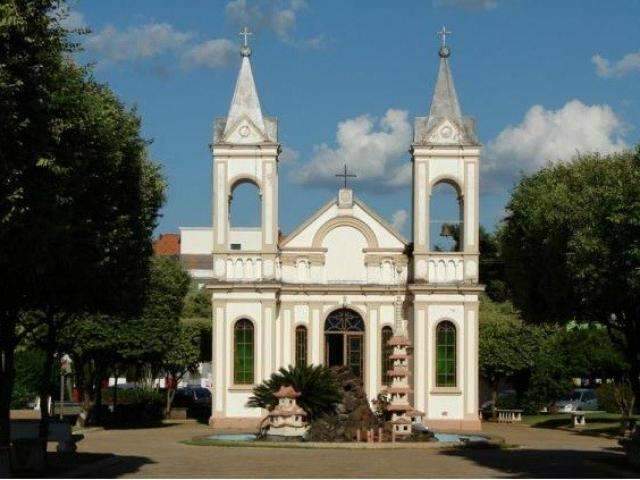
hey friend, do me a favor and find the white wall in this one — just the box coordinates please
[180,227,213,254]
[322,226,368,283]
[228,228,262,250]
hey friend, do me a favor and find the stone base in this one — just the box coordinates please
[208,415,263,430]
[422,418,482,432]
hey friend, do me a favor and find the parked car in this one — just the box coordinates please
[556,388,598,412]
[173,386,212,409]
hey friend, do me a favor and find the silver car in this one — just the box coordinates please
[556,388,599,412]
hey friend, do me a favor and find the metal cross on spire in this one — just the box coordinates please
[437,25,452,47]
[335,164,357,189]
[239,26,252,47]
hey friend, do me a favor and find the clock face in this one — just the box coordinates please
[239,125,250,137]
[440,125,453,139]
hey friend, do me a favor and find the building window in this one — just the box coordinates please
[381,326,394,386]
[295,326,307,367]
[230,243,242,250]
[234,319,254,384]
[436,321,456,387]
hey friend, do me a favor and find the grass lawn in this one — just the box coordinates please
[523,412,639,438]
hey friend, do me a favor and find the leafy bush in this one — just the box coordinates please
[247,364,341,420]
[495,392,519,410]
[101,387,165,425]
[102,386,164,405]
[597,382,635,415]
[11,349,60,408]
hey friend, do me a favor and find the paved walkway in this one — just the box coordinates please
[49,421,637,477]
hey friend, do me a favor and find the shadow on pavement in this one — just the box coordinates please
[42,452,154,478]
[439,446,638,478]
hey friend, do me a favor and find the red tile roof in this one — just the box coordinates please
[153,233,180,256]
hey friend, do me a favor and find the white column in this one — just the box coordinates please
[262,302,274,380]
[464,161,476,251]
[213,302,225,415]
[311,304,321,365]
[367,306,379,401]
[283,307,292,367]
[413,304,427,414]
[465,303,479,415]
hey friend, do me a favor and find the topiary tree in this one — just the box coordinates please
[247,364,341,420]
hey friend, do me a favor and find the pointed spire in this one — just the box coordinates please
[414,26,478,145]
[223,27,266,137]
[428,27,462,124]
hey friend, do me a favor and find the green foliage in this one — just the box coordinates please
[524,328,575,410]
[182,286,212,319]
[118,257,191,366]
[479,297,539,383]
[11,349,60,408]
[163,323,201,379]
[479,227,510,302]
[181,318,212,362]
[247,364,341,420]
[596,382,636,416]
[102,387,164,406]
[500,148,640,400]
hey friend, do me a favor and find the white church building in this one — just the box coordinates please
[180,31,483,431]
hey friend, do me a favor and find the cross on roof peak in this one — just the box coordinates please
[239,26,252,47]
[437,25,451,47]
[335,164,357,189]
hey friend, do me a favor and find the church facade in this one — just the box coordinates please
[180,34,482,431]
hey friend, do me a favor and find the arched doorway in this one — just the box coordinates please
[324,308,365,379]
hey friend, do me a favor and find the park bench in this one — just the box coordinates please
[10,419,83,472]
[570,410,606,428]
[495,409,523,423]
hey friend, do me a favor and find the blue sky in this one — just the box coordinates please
[63,0,640,239]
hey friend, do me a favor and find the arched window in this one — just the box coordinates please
[295,326,308,367]
[381,326,394,386]
[429,180,463,252]
[436,321,456,387]
[229,180,261,228]
[234,319,254,384]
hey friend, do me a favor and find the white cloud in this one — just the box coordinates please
[292,109,412,190]
[181,39,236,69]
[592,51,640,78]
[279,145,300,163]
[434,0,498,10]
[225,0,322,48]
[391,209,409,233]
[85,23,193,65]
[483,100,628,190]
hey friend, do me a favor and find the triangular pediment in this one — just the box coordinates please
[222,115,269,144]
[280,195,407,250]
[427,118,462,144]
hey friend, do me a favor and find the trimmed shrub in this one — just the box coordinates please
[101,387,165,425]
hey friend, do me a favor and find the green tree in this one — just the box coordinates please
[162,323,201,415]
[1,2,166,466]
[118,257,191,373]
[182,285,212,319]
[0,1,78,470]
[58,314,123,425]
[479,297,539,416]
[248,364,341,420]
[501,148,640,405]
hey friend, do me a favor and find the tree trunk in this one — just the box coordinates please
[94,369,103,425]
[165,387,175,417]
[38,322,58,461]
[0,315,16,477]
[628,360,640,415]
[491,378,499,420]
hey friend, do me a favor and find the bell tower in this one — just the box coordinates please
[212,28,280,281]
[411,27,481,283]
